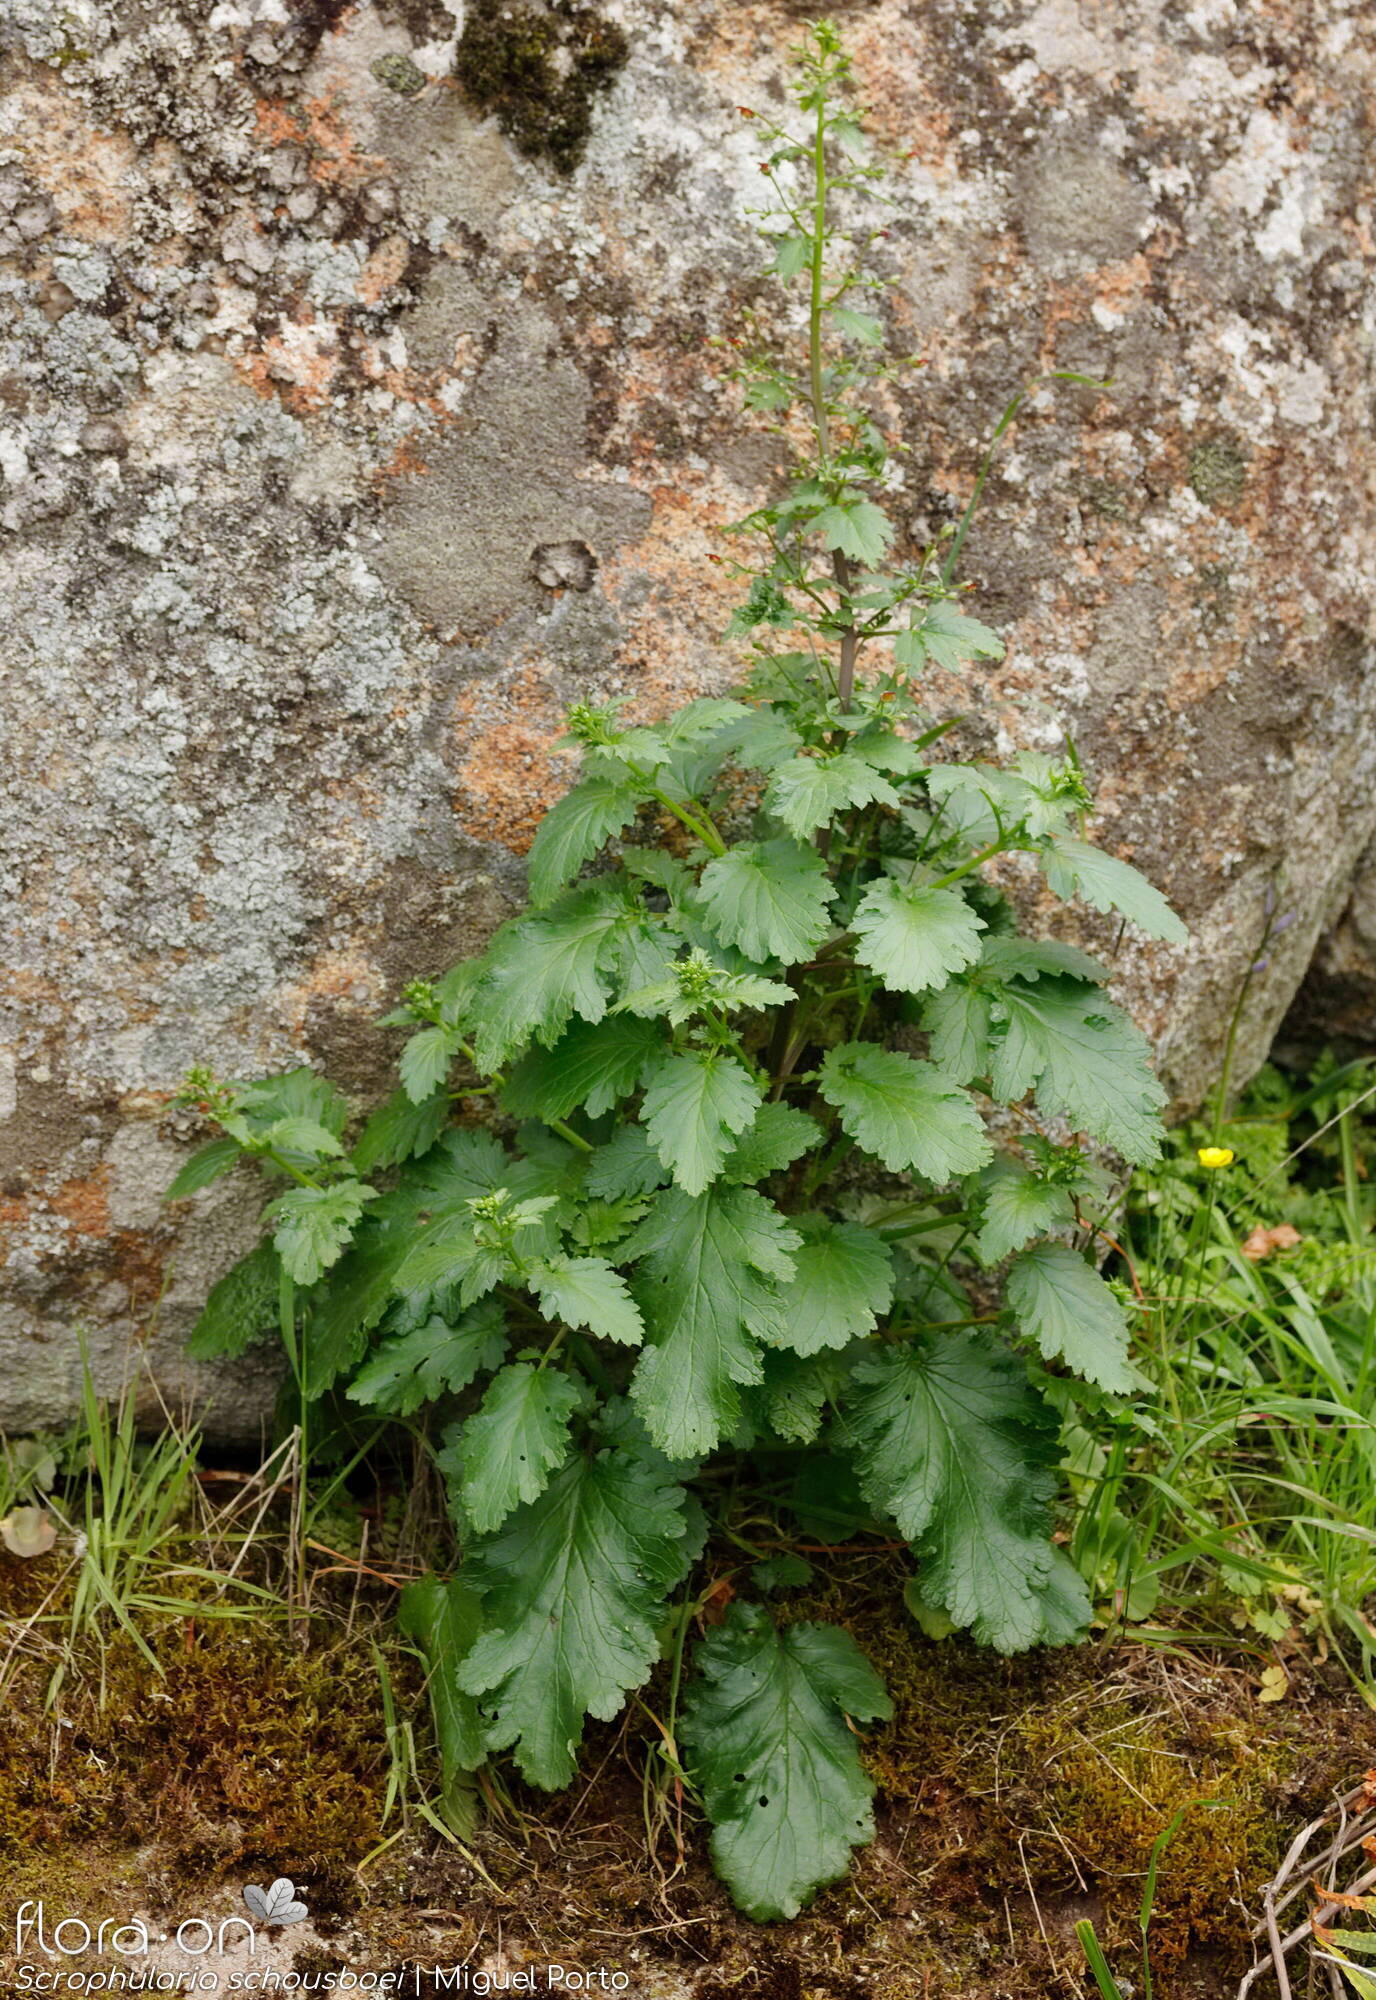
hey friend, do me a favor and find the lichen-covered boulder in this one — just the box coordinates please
[1,0,1372,1433]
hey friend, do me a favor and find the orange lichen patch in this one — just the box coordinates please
[48,1168,111,1239]
[356,236,410,306]
[108,1233,169,1317]
[842,9,956,162]
[371,434,432,491]
[691,0,953,163]
[452,666,577,852]
[238,317,340,413]
[253,90,385,190]
[4,80,137,242]
[274,948,387,1038]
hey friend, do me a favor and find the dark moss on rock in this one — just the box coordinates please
[454,0,629,174]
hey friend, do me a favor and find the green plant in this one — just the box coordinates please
[168,22,1184,1918]
[1071,1052,1376,1679]
[1076,1804,1194,1999]
[35,1362,275,1706]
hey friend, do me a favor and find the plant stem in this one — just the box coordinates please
[805,72,858,712]
[643,781,728,858]
[548,1118,593,1154]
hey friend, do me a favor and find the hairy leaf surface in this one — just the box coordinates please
[852,880,985,995]
[626,1186,800,1456]
[185,1240,282,1360]
[682,1603,891,1920]
[347,1299,507,1415]
[764,753,899,839]
[527,771,644,906]
[1040,837,1187,944]
[528,1254,644,1346]
[451,1363,586,1533]
[841,1334,1061,1650]
[458,1448,691,1788]
[698,840,835,965]
[641,1050,763,1195]
[819,1042,992,1180]
[775,1220,894,1355]
[398,1574,486,1837]
[992,979,1167,1164]
[501,1015,661,1123]
[1006,1241,1133,1392]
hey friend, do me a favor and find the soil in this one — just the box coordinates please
[0,1536,1367,2000]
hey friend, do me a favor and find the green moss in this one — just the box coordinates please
[454,0,629,174]
[1189,435,1248,506]
[0,1581,406,1883]
[371,51,427,95]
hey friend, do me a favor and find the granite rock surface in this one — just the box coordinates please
[1,0,1372,1432]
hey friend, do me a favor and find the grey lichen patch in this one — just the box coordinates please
[372,301,650,630]
[1188,435,1249,508]
[1016,137,1150,273]
[453,0,629,174]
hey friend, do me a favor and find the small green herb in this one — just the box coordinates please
[171,21,1183,1918]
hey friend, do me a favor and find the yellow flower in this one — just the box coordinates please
[1196,1145,1235,1169]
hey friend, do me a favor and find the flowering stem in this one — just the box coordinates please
[806,74,858,713]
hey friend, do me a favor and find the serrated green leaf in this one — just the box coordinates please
[185,1240,282,1360]
[641,1050,763,1195]
[166,1136,244,1201]
[829,305,884,345]
[698,839,835,965]
[585,1125,666,1200]
[979,936,1108,984]
[352,1088,449,1173]
[992,979,1167,1164]
[898,603,1004,672]
[398,1573,486,1836]
[762,1349,856,1444]
[1040,837,1187,944]
[457,1447,691,1787]
[818,1042,992,1181]
[719,710,806,773]
[813,498,894,566]
[266,1180,377,1286]
[501,1014,662,1123]
[852,880,985,995]
[1006,1242,1133,1392]
[347,1298,507,1414]
[399,1024,460,1105]
[682,1602,891,1921]
[450,1363,585,1533]
[626,1185,800,1457]
[977,1162,1077,1264]
[920,982,992,1083]
[775,1220,893,1355]
[1026,1546,1093,1646]
[238,1068,350,1144]
[721,1103,822,1184]
[302,1228,417,1395]
[771,231,812,279]
[263,1114,347,1161]
[841,1333,1061,1651]
[468,884,632,1071]
[527,770,645,906]
[763,753,899,840]
[528,1254,644,1345]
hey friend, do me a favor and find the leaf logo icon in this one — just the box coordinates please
[242,1878,309,1926]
